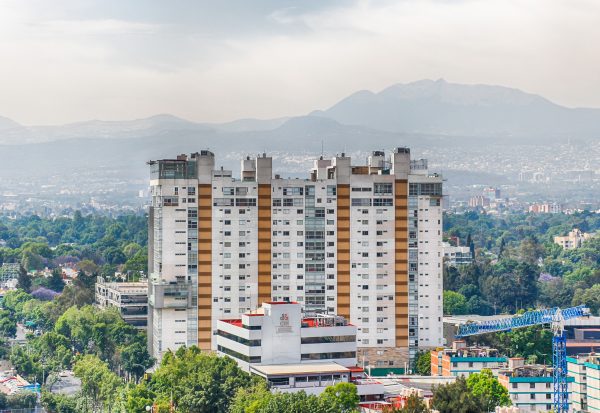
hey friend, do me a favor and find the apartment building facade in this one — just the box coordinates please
[568,353,600,412]
[147,149,444,365]
[431,341,506,377]
[498,358,573,412]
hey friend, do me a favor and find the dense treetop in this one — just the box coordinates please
[0,212,147,277]
[443,211,600,316]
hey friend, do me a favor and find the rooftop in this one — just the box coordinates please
[250,362,350,376]
[220,314,352,329]
[440,345,501,358]
[499,364,552,378]
[96,277,148,293]
[220,319,244,328]
[302,314,351,328]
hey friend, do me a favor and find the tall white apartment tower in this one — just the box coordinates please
[147,149,443,367]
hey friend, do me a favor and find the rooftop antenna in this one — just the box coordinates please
[321,139,324,158]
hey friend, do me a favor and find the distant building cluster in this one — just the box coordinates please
[461,187,520,215]
[528,202,562,214]
[553,229,595,250]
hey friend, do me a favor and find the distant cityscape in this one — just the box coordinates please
[1,138,599,219]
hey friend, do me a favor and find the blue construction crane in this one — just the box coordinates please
[455,305,589,413]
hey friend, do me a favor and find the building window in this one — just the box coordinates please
[373,183,393,194]
[351,198,371,207]
[217,345,261,363]
[300,351,356,361]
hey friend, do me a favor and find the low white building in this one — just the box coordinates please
[95,277,148,329]
[216,301,384,401]
[441,242,473,267]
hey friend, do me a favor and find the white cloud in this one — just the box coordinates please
[37,19,159,35]
[0,0,598,124]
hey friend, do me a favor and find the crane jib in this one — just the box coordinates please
[455,305,588,338]
[452,305,589,413]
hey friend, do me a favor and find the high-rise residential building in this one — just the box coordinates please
[147,149,444,367]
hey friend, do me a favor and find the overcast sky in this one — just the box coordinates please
[0,0,599,125]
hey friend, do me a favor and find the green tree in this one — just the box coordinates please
[123,243,142,259]
[431,376,487,413]
[48,268,65,292]
[466,369,510,411]
[519,237,544,265]
[319,382,359,413]
[415,351,431,375]
[120,341,154,380]
[443,291,468,315]
[0,337,10,359]
[17,265,32,292]
[41,390,79,413]
[0,310,17,337]
[496,326,552,362]
[122,381,155,413]
[6,392,37,409]
[230,380,327,413]
[132,346,251,413]
[103,247,127,265]
[122,250,148,275]
[572,284,600,315]
[77,259,99,275]
[74,354,123,413]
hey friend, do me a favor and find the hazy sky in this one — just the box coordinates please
[1,0,599,125]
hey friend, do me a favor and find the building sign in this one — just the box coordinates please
[276,313,292,334]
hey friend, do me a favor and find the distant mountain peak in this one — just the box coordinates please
[0,115,24,131]
[313,79,600,138]
[143,113,192,123]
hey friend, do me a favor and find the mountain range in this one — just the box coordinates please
[1,79,599,147]
[0,79,598,182]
